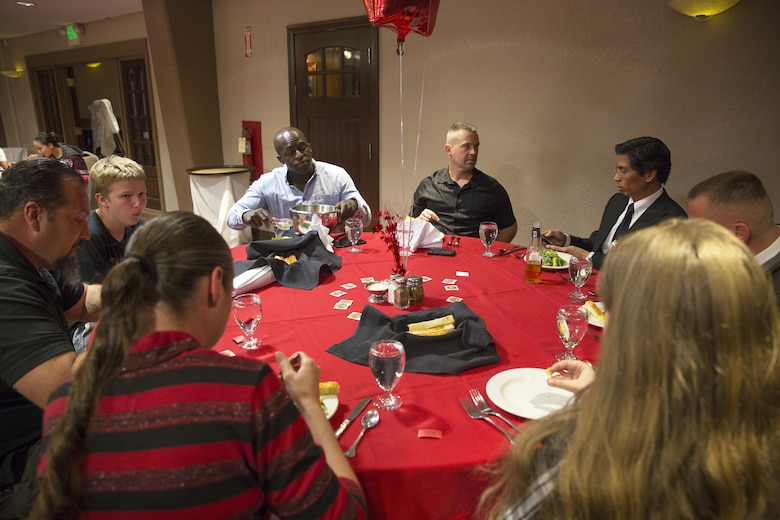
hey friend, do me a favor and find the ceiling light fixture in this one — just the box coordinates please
[16,1,36,7]
[668,0,742,21]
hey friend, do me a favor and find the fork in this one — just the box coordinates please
[556,271,571,281]
[469,388,523,434]
[460,398,515,443]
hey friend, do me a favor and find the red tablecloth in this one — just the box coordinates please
[217,233,600,520]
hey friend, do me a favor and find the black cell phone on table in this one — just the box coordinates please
[427,247,456,257]
[541,235,554,245]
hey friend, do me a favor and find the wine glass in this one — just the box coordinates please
[479,221,498,257]
[369,339,406,410]
[233,293,262,350]
[556,304,589,360]
[345,216,363,252]
[273,217,293,239]
[568,256,593,301]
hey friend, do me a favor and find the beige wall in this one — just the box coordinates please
[213,0,780,241]
[1,1,778,237]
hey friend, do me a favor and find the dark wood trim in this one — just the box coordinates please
[25,39,148,69]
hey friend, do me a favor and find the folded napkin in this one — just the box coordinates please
[326,302,499,374]
[233,265,275,295]
[234,231,342,290]
[396,220,445,252]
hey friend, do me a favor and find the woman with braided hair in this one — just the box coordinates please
[32,211,365,519]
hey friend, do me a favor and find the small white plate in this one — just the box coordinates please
[322,395,338,420]
[582,301,606,328]
[541,251,572,270]
[485,368,574,420]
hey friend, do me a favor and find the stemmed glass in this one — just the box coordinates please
[233,293,262,350]
[369,340,406,410]
[273,217,293,239]
[479,221,498,257]
[568,256,593,301]
[556,304,589,360]
[344,216,363,253]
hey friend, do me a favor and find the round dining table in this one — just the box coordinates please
[215,232,600,520]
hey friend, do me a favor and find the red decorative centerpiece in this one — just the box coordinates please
[374,209,408,276]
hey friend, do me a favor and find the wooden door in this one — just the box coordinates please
[34,68,64,139]
[120,58,163,211]
[288,17,379,223]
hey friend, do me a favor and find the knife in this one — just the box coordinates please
[334,397,372,439]
[495,246,527,257]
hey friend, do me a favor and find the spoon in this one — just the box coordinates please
[344,409,380,458]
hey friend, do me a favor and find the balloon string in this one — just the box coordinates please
[399,44,406,212]
[412,34,429,192]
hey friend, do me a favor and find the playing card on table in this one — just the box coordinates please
[455,271,470,277]
[442,278,457,285]
[341,282,357,290]
[333,299,353,310]
[329,290,347,297]
[360,277,375,284]
[444,285,459,291]
[421,276,432,283]
[446,296,463,303]
[346,311,362,320]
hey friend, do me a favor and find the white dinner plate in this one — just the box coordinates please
[541,251,572,270]
[581,301,606,328]
[485,368,574,420]
[322,395,338,420]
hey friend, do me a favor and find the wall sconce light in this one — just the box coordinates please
[668,0,742,21]
[0,69,23,79]
[85,62,102,68]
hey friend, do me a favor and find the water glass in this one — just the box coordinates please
[233,293,262,350]
[369,340,406,410]
[568,256,593,300]
[345,216,363,252]
[556,304,589,360]
[479,221,498,257]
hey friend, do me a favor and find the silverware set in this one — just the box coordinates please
[460,388,521,443]
[446,236,461,247]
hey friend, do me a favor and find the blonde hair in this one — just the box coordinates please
[90,156,146,196]
[479,218,780,520]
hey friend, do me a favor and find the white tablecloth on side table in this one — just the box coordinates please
[188,166,254,247]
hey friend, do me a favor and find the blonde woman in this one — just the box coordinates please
[479,218,780,520]
[33,212,365,519]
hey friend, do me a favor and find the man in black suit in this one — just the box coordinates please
[543,136,687,269]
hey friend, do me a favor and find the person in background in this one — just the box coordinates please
[33,211,366,519]
[543,136,687,269]
[478,218,780,519]
[227,126,371,231]
[76,156,147,284]
[688,170,780,307]
[411,122,517,242]
[0,160,100,519]
[68,156,147,353]
[28,133,88,174]
[0,148,10,171]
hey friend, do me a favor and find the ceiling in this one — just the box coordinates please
[0,0,143,40]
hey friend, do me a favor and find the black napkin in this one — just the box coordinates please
[326,302,499,374]
[234,231,342,290]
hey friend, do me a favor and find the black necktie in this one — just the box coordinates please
[612,203,634,241]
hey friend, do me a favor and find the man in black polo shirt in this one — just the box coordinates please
[410,122,517,242]
[0,160,100,518]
